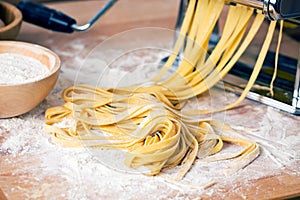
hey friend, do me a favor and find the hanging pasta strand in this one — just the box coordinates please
[44,0,282,182]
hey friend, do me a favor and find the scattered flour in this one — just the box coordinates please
[0,90,299,199]
[0,53,49,85]
[0,44,299,199]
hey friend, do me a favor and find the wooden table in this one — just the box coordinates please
[1,1,299,199]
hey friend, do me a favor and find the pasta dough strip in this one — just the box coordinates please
[44,0,283,183]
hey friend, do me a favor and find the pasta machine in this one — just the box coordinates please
[175,0,300,115]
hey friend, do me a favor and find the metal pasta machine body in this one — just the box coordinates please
[175,0,300,115]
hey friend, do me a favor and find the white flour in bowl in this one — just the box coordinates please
[0,53,49,85]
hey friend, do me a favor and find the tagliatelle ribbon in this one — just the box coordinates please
[44,0,280,183]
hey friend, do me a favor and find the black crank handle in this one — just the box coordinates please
[17,1,76,33]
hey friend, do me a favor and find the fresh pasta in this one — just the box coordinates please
[44,0,279,181]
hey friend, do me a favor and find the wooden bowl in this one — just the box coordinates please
[0,41,61,118]
[0,1,22,40]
